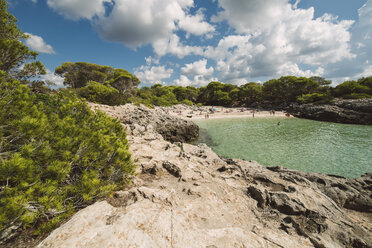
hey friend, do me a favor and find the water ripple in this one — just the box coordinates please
[195,118,372,178]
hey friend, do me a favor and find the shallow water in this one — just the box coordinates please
[195,117,372,178]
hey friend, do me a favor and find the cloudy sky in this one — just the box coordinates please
[8,0,372,86]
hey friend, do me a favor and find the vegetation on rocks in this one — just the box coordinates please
[0,77,134,236]
[0,0,134,240]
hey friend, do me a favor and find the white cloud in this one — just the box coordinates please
[24,33,55,54]
[31,0,37,3]
[46,0,111,21]
[215,0,290,33]
[204,0,355,82]
[95,0,212,48]
[145,56,160,65]
[152,34,203,58]
[41,69,64,86]
[178,9,215,37]
[323,0,372,81]
[134,65,173,85]
[181,59,214,77]
[174,75,193,87]
[47,0,212,58]
[175,59,216,86]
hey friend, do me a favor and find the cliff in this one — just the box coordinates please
[35,103,372,248]
[289,98,372,125]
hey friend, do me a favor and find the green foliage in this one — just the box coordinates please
[197,81,237,106]
[357,77,372,89]
[172,86,199,102]
[239,82,263,105]
[334,80,372,98]
[77,81,123,105]
[341,93,372,99]
[55,62,140,97]
[0,0,45,81]
[181,99,194,106]
[0,79,134,234]
[262,76,321,104]
[297,93,333,104]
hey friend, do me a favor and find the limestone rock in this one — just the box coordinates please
[34,103,372,248]
[289,98,372,125]
[89,103,199,142]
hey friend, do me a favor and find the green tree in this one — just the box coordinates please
[172,86,199,103]
[357,76,372,89]
[55,62,140,97]
[297,93,332,104]
[334,80,372,98]
[77,81,123,105]
[262,79,287,104]
[0,78,134,235]
[0,0,45,81]
[239,82,262,105]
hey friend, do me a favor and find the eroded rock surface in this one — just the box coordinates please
[37,103,372,248]
[289,98,372,125]
[89,103,199,143]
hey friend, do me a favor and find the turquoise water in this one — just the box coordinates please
[195,117,372,178]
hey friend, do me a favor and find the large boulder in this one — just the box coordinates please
[289,98,372,125]
[89,103,199,143]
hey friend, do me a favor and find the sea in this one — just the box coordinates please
[194,117,372,178]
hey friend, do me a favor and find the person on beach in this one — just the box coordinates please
[252,110,255,118]
[272,110,275,116]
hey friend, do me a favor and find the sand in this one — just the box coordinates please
[157,105,291,120]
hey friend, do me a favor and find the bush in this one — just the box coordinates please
[334,81,372,98]
[0,79,135,234]
[297,93,333,104]
[341,93,372,99]
[77,81,123,105]
[181,99,194,106]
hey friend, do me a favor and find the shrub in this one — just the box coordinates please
[297,93,333,104]
[181,99,194,106]
[77,81,123,105]
[0,79,135,234]
[334,81,372,98]
[341,93,372,99]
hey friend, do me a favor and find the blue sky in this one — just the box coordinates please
[7,0,372,87]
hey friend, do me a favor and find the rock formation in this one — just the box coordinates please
[89,103,199,143]
[34,103,372,248]
[289,98,372,125]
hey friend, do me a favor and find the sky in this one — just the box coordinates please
[7,0,372,87]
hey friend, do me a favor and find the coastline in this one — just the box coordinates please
[157,105,291,120]
[35,103,372,248]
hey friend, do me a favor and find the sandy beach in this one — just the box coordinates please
[157,105,290,120]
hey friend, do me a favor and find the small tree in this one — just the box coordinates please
[55,62,140,97]
[0,0,45,81]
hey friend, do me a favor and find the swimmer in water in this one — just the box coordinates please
[277,122,280,126]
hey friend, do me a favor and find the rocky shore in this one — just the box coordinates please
[89,103,200,143]
[288,98,372,125]
[35,103,372,248]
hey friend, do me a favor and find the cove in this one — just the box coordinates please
[194,117,372,178]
